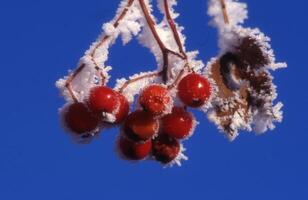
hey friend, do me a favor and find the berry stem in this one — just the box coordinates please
[220,0,230,24]
[167,63,191,90]
[65,0,136,101]
[118,71,163,93]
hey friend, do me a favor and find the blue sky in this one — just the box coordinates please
[0,0,307,199]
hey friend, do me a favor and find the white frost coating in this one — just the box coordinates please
[164,143,188,168]
[138,0,202,74]
[103,23,116,36]
[234,27,287,71]
[207,103,252,141]
[201,65,218,112]
[184,116,199,140]
[114,71,160,103]
[208,0,248,29]
[118,5,143,45]
[56,0,144,102]
[270,62,288,71]
[55,0,202,111]
[252,102,284,134]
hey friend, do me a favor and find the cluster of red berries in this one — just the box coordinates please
[62,86,129,135]
[61,73,212,165]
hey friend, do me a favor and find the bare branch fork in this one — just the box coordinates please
[138,0,188,83]
[119,0,189,92]
[65,0,190,101]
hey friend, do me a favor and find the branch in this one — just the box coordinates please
[65,0,136,102]
[118,71,163,93]
[116,0,189,93]
[66,0,189,101]
[65,64,86,102]
[138,0,185,83]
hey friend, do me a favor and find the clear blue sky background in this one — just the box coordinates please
[0,0,307,199]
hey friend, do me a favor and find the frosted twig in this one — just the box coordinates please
[65,0,136,101]
[117,0,190,93]
[220,0,230,24]
[167,63,191,89]
[163,0,187,59]
[65,64,86,102]
[138,0,185,82]
[118,71,163,93]
[90,0,136,68]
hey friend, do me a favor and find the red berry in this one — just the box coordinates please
[139,85,171,115]
[178,73,211,107]
[114,92,129,123]
[124,110,159,141]
[88,86,129,123]
[152,134,180,164]
[88,86,119,114]
[161,107,194,139]
[117,136,152,161]
[63,102,99,134]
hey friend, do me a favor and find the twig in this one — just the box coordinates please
[167,63,191,90]
[163,0,187,59]
[65,0,136,101]
[220,0,230,24]
[119,71,163,93]
[138,0,185,83]
[90,0,136,67]
[167,69,185,90]
[163,0,192,87]
[118,0,189,92]
[65,64,86,103]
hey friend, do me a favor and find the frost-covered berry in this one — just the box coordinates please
[88,86,119,114]
[152,134,180,164]
[117,136,152,161]
[114,92,130,123]
[161,107,195,139]
[139,85,172,116]
[88,86,129,123]
[123,110,159,141]
[178,73,211,108]
[63,102,99,134]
